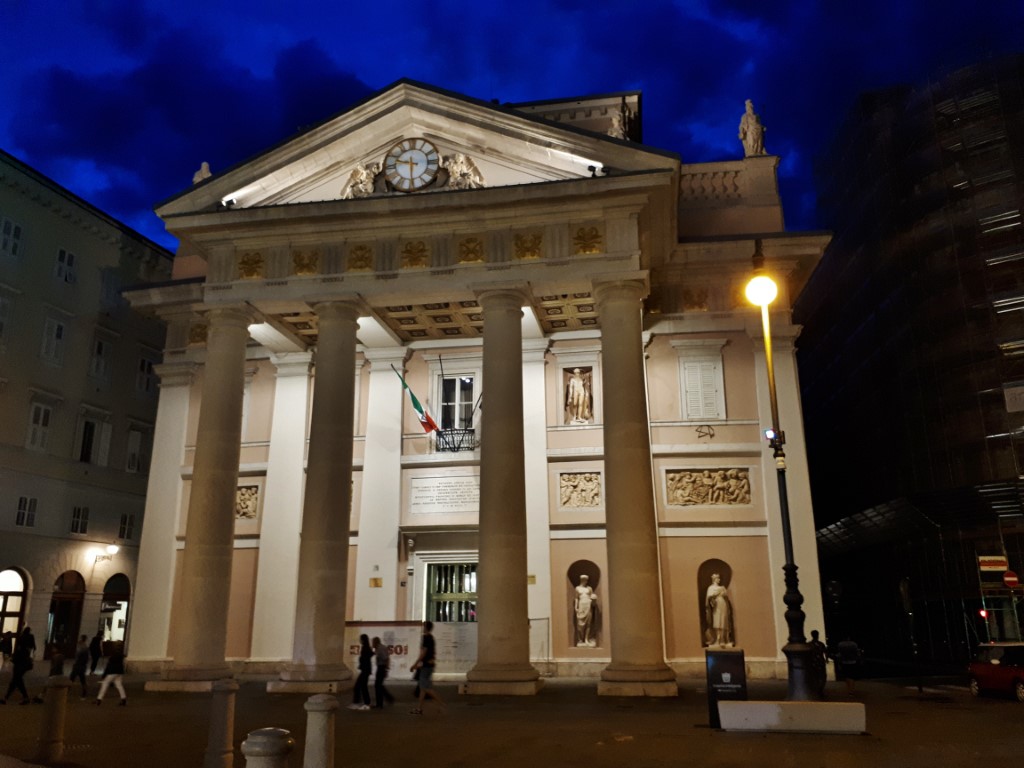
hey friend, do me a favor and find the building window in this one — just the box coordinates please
[426,563,477,622]
[89,335,111,379]
[15,497,36,527]
[71,506,89,534]
[440,374,476,430]
[118,513,135,540]
[0,218,23,258]
[136,355,157,394]
[673,339,728,421]
[55,249,76,283]
[41,318,66,364]
[76,412,111,466]
[0,568,27,635]
[26,402,52,450]
[125,426,152,473]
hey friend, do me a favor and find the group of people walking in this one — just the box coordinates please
[1,627,126,706]
[349,621,444,715]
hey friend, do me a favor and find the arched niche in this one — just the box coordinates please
[696,559,736,648]
[567,560,602,648]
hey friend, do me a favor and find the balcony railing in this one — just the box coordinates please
[434,428,478,453]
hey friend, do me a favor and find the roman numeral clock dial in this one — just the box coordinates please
[384,138,440,192]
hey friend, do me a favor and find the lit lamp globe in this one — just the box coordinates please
[745,274,778,307]
[106,544,120,555]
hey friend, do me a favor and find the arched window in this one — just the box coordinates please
[0,568,27,635]
[100,574,132,644]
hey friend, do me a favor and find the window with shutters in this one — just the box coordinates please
[118,513,135,540]
[41,318,66,364]
[0,217,23,258]
[26,402,52,450]
[15,497,36,527]
[55,249,76,283]
[672,338,728,421]
[125,425,152,473]
[71,506,89,534]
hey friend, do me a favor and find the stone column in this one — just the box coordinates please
[167,306,251,681]
[250,353,313,664]
[130,361,195,665]
[353,347,408,621]
[522,339,552,658]
[465,287,541,695]
[593,279,676,696]
[279,301,360,687]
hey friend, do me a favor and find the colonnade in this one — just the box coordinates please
[160,277,676,695]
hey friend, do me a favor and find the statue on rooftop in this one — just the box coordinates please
[738,99,766,157]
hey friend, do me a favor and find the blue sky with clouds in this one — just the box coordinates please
[3,0,1021,249]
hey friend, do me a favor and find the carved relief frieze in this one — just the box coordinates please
[457,237,484,264]
[666,468,751,506]
[573,227,602,255]
[559,472,602,508]
[514,233,543,260]
[188,324,208,345]
[292,249,320,276]
[442,153,485,189]
[682,287,710,312]
[401,241,430,269]
[347,245,374,271]
[238,251,264,279]
[235,485,259,519]
[341,161,382,199]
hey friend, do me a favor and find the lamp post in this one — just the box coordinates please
[745,261,819,701]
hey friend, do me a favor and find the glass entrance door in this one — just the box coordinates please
[426,563,477,622]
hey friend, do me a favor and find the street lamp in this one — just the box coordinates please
[745,251,819,701]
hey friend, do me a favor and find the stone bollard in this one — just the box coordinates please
[33,675,72,764]
[205,678,240,768]
[241,727,295,768]
[303,694,339,768]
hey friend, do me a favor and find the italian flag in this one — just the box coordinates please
[393,367,439,433]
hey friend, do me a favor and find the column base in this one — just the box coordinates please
[464,663,543,695]
[266,679,354,695]
[598,662,678,697]
[460,679,544,696]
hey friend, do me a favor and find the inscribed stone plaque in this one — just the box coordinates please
[409,475,480,514]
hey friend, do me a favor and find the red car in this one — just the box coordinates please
[968,643,1024,702]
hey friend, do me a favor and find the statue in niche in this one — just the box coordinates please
[574,575,597,647]
[738,99,766,157]
[705,573,734,647]
[564,367,593,424]
[442,153,485,190]
[341,161,382,199]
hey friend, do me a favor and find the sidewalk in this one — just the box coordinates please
[0,673,1019,767]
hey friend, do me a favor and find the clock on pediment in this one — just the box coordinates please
[384,138,440,192]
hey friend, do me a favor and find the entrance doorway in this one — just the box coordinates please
[426,563,478,622]
[0,568,27,636]
[100,573,132,645]
[47,571,85,659]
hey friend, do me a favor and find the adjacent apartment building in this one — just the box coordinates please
[0,149,172,658]
[796,55,1024,664]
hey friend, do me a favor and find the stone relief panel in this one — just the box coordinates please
[400,241,430,269]
[563,366,594,425]
[559,472,602,508]
[347,244,374,271]
[238,251,264,279]
[572,226,602,255]
[235,485,259,519]
[567,560,602,649]
[292,249,320,276]
[457,237,484,264]
[513,233,542,260]
[666,468,751,506]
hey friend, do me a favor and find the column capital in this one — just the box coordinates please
[362,346,410,370]
[522,338,550,363]
[474,283,531,311]
[269,352,313,378]
[154,361,199,389]
[205,305,254,330]
[312,300,362,324]
[592,275,649,308]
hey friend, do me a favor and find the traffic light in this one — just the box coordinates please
[979,609,988,619]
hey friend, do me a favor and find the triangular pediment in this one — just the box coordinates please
[157,80,676,217]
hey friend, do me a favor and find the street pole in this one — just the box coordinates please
[747,267,819,701]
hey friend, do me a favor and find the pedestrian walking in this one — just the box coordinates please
[1,627,36,704]
[372,636,394,708]
[69,635,90,699]
[347,634,372,711]
[833,636,862,694]
[0,630,13,665]
[89,632,103,674]
[809,629,828,698]
[409,621,444,715]
[94,642,127,706]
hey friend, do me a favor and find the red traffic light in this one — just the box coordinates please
[979,609,988,619]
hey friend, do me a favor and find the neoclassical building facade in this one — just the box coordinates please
[126,81,829,695]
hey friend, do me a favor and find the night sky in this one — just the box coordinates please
[3,1,1022,251]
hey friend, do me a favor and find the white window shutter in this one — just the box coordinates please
[96,422,112,467]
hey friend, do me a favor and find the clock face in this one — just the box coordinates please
[384,138,440,192]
